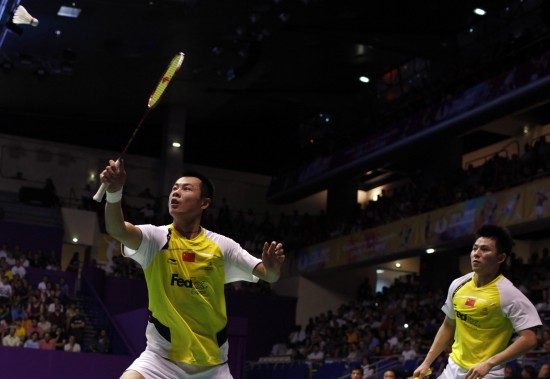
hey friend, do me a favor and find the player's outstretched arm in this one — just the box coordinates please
[100,159,142,250]
[414,316,455,379]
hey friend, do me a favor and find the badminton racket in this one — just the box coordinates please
[93,52,185,202]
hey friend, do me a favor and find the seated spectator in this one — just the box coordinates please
[37,313,52,334]
[383,370,397,379]
[57,277,71,302]
[0,303,11,331]
[64,335,81,352]
[535,338,550,374]
[37,275,50,292]
[346,342,363,363]
[26,295,44,320]
[139,203,155,223]
[48,302,66,331]
[2,326,22,347]
[10,303,25,322]
[12,319,26,342]
[288,324,306,348]
[306,343,324,369]
[0,243,10,259]
[65,302,77,325]
[21,313,34,336]
[94,328,111,354]
[45,250,61,271]
[521,365,537,379]
[351,366,364,379]
[29,250,46,269]
[23,331,40,349]
[11,277,29,305]
[39,331,56,350]
[0,276,12,305]
[400,340,417,362]
[360,356,375,379]
[51,326,67,351]
[11,259,26,278]
[68,307,85,343]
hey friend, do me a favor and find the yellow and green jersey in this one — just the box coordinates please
[442,272,541,370]
[123,224,262,366]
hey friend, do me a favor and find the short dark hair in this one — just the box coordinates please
[352,366,364,374]
[475,224,514,255]
[180,169,215,200]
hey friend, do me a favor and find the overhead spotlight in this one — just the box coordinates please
[172,142,181,148]
[58,3,82,18]
[426,248,435,254]
[474,8,486,16]
[395,262,401,268]
[359,76,370,83]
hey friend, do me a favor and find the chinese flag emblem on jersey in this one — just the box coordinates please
[182,251,196,262]
[465,298,476,306]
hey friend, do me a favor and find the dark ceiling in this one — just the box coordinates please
[1,0,550,178]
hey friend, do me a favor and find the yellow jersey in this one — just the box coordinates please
[442,272,541,370]
[123,224,262,366]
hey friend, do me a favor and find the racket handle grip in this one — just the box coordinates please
[93,159,120,202]
[93,183,108,202]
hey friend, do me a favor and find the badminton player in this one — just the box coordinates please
[414,224,541,379]
[99,159,285,379]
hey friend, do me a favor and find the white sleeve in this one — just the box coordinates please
[499,279,542,332]
[207,232,262,283]
[122,224,169,268]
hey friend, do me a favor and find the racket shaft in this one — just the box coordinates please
[93,159,120,202]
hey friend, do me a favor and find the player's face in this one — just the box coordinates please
[384,371,396,379]
[470,237,505,273]
[351,370,363,379]
[168,177,208,217]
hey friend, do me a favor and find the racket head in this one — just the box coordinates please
[148,52,185,109]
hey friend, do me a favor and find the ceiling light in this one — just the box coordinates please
[395,262,401,268]
[172,142,181,148]
[58,4,82,18]
[72,237,79,243]
[359,76,370,83]
[474,8,486,16]
[426,248,435,254]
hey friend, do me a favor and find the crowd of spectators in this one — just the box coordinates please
[0,243,110,354]
[104,133,550,259]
